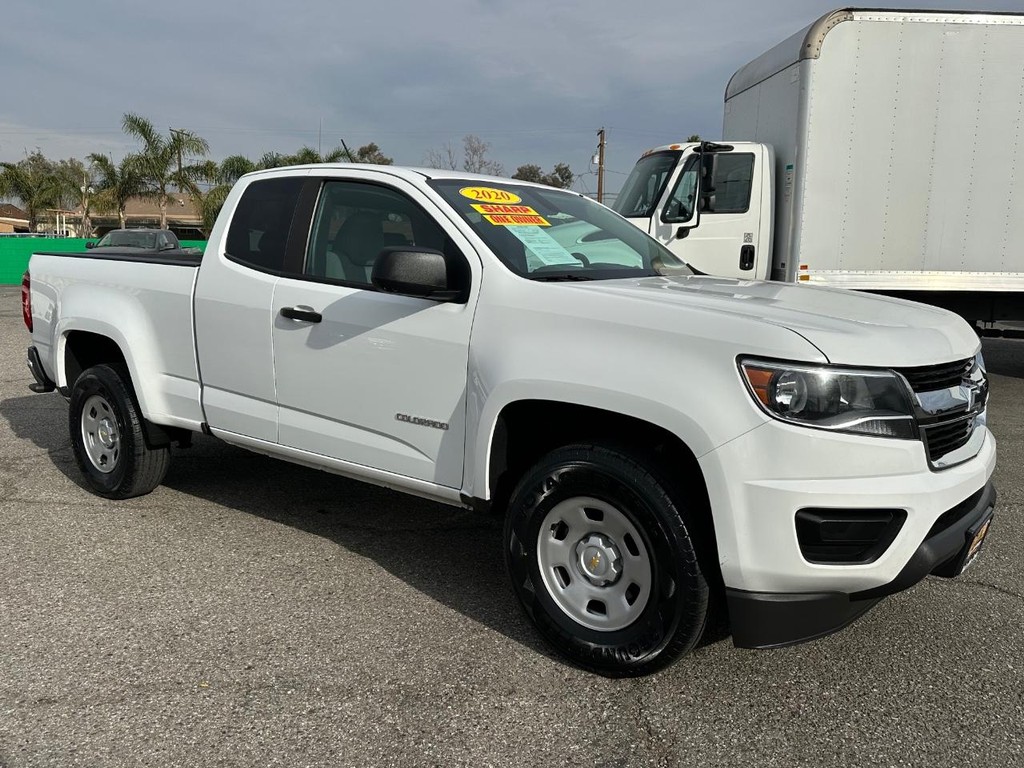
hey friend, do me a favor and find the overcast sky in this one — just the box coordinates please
[2,0,1021,194]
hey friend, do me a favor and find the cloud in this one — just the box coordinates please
[3,0,1023,191]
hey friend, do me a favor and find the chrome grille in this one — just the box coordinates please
[896,358,973,393]
[921,415,975,464]
[898,354,986,470]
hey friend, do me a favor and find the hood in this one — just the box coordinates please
[574,276,980,367]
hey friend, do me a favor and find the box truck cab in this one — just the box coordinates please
[613,142,774,281]
[613,8,1024,327]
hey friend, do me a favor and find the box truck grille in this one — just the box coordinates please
[896,358,973,393]
[921,415,975,464]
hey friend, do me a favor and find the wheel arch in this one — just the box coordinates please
[62,331,178,448]
[479,398,719,570]
[63,330,129,393]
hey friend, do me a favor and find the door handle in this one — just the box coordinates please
[280,306,322,323]
[739,244,755,271]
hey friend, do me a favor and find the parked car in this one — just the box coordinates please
[86,228,202,258]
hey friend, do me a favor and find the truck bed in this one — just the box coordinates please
[29,251,204,430]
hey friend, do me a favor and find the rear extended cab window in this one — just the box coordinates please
[225,177,305,272]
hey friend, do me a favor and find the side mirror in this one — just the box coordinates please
[85,241,96,249]
[371,247,465,302]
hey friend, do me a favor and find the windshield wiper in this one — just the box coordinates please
[531,273,594,282]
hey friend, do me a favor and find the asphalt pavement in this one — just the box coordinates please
[0,286,1020,767]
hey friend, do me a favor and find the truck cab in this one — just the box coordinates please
[612,142,773,280]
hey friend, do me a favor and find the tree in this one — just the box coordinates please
[285,146,348,165]
[256,151,290,170]
[49,158,98,235]
[190,156,251,237]
[0,151,62,231]
[424,141,458,170]
[89,153,147,229]
[512,162,574,189]
[189,152,291,237]
[217,154,257,184]
[687,134,701,142]
[121,113,210,229]
[462,134,503,176]
[352,143,392,165]
[424,135,503,175]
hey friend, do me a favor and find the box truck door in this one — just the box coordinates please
[650,147,767,280]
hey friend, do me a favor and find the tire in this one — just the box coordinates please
[504,443,710,677]
[68,364,171,499]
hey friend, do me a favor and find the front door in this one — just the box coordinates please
[271,176,478,488]
[650,148,767,279]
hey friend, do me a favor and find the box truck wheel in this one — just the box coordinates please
[504,443,710,676]
[69,364,171,499]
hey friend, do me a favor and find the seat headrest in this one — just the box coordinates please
[334,212,386,267]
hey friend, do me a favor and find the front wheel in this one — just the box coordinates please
[69,364,171,499]
[504,444,710,677]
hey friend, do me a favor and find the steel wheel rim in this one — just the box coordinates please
[81,394,120,474]
[537,496,652,632]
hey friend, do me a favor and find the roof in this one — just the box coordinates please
[725,7,1024,101]
[0,203,28,221]
[239,163,568,193]
[83,195,200,222]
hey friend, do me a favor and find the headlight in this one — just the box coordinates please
[739,359,917,439]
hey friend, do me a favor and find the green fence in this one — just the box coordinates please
[0,239,208,284]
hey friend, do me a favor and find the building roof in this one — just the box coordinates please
[85,194,201,224]
[0,203,29,221]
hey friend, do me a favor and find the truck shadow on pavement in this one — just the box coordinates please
[0,392,563,664]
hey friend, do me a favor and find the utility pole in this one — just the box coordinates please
[169,128,186,192]
[596,128,606,204]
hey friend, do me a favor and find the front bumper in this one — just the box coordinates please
[697,416,997,648]
[726,480,996,648]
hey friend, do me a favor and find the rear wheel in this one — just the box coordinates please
[504,443,710,677]
[69,364,171,499]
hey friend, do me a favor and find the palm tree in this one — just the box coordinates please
[0,151,61,231]
[190,155,260,237]
[89,153,147,229]
[121,113,210,228]
[218,154,257,184]
[256,151,289,169]
[286,146,349,165]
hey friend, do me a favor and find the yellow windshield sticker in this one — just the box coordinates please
[483,212,550,226]
[471,203,538,215]
[459,186,522,204]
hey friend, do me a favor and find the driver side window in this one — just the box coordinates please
[663,153,755,222]
[664,160,699,222]
[305,181,442,288]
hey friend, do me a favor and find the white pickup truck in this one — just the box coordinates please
[23,165,997,676]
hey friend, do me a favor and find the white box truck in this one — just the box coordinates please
[613,8,1024,330]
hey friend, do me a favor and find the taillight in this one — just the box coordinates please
[21,270,32,332]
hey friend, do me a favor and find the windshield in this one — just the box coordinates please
[428,180,692,281]
[611,150,681,218]
[97,231,158,248]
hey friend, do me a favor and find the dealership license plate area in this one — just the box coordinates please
[960,516,993,574]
